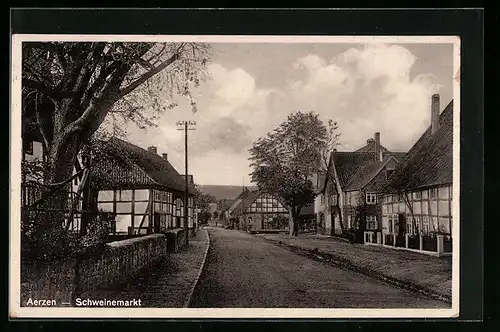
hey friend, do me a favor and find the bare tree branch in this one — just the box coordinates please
[22,78,73,99]
[118,52,180,98]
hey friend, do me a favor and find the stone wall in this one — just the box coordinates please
[164,228,187,253]
[20,234,168,306]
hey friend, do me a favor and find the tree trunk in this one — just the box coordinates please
[289,205,299,237]
[289,206,295,236]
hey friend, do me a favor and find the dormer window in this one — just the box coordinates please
[366,193,377,205]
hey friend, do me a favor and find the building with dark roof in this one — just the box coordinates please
[91,137,197,235]
[221,187,290,232]
[315,131,406,237]
[376,94,453,256]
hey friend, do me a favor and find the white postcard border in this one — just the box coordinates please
[10,34,461,319]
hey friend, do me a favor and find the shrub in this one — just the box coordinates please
[21,210,113,262]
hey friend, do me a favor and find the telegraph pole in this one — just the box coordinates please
[177,120,196,245]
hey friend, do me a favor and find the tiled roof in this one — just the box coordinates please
[229,189,261,216]
[344,160,385,191]
[387,152,407,161]
[383,101,453,192]
[92,137,196,195]
[355,141,389,153]
[333,151,378,188]
[218,198,235,212]
[317,141,407,193]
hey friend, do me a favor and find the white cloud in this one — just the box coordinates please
[293,54,326,71]
[290,44,443,151]
[116,43,447,184]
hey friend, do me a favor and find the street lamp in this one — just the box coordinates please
[176,120,196,245]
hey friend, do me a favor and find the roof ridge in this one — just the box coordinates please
[101,138,162,188]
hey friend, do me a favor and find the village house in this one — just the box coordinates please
[315,133,406,240]
[223,188,290,232]
[373,94,453,257]
[91,138,197,237]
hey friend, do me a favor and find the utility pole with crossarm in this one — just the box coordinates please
[176,120,196,245]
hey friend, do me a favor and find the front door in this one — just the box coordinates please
[253,214,262,231]
[396,213,406,247]
[153,213,161,233]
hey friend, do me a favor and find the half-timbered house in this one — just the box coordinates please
[377,94,453,256]
[91,137,197,236]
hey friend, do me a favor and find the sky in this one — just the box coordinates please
[117,41,455,186]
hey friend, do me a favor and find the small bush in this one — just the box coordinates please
[21,210,113,262]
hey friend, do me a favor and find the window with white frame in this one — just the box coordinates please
[366,193,377,205]
[406,216,415,235]
[366,215,377,230]
[422,216,430,234]
[387,214,398,233]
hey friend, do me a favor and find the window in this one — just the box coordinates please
[422,190,429,199]
[366,216,377,230]
[407,216,420,235]
[366,193,377,205]
[387,214,398,233]
[347,215,352,228]
[23,140,34,155]
[430,188,437,199]
[438,186,449,199]
[320,194,325,205]
[414,191,422,200]
[387,195,393,203]
[422,216,430,234]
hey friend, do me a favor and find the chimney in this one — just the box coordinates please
[431,93,440,135]
[162,153,168,160]
[148,146,157,154]
[374,132,382,162]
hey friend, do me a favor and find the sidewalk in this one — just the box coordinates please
[82,228,210,307]
[256,232,452,303]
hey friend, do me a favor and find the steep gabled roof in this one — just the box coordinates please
[355,141,388,153]
[383,101,453,192]
[333,151,378,188]
[344,160,385,191]
[344,155,399,191]
[229,189,261,216]
[218,198,235,212]
[318,139,407,194]
[92,137,195,195]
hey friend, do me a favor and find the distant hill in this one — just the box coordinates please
[197,185,258,201]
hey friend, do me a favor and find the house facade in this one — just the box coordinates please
[315,132,406,239]
[227,189,290,232]
[92,138,197,236]
[374,94,453,256]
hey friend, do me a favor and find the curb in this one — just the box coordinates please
[183,227,211,308]
[263,237,452,305]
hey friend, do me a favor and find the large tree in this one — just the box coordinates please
[22,42,211,189]
[249,111,335,236]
